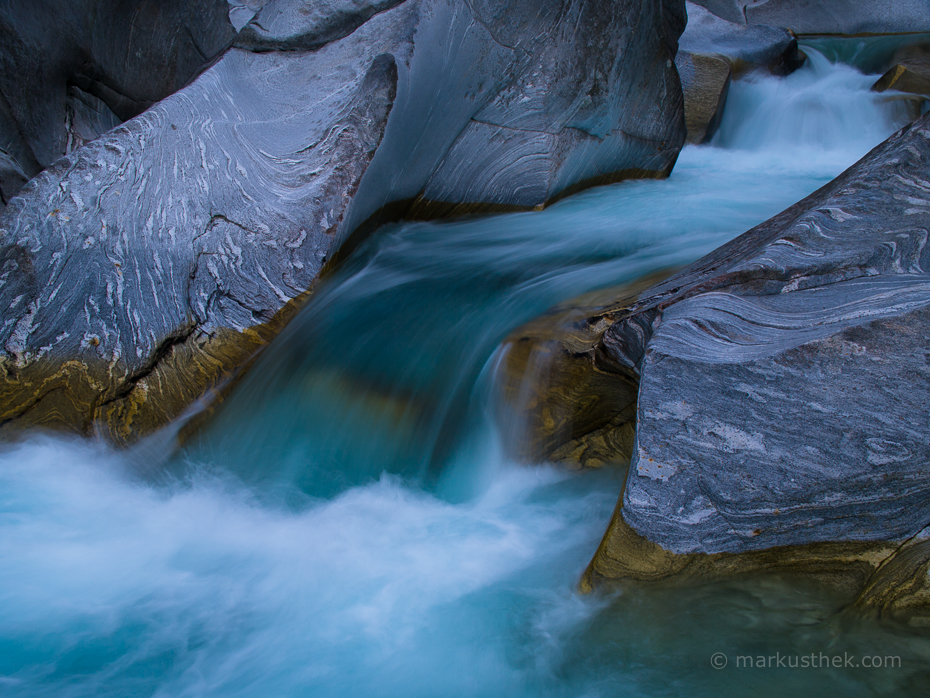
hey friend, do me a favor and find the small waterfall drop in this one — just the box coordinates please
[178,42,913,502]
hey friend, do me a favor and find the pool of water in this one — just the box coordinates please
[2,44,928,697]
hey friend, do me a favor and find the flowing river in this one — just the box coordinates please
[2,43,929,697]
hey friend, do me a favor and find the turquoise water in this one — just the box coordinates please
[2,48,929,696]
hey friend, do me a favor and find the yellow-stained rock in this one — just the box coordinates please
[872,59,930,119]
[0,290,311,445]
[677,52,732,144]
[497,270,673,468]
[581,485,906,607]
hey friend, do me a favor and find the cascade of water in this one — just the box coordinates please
[1,41,927,698]
[712,47,915,155]
[179,48,911,502]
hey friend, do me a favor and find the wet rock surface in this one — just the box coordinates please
[676,2,801,143]
[873,58,930,106]
[0,0,687,442]
[560,113,930,613]
[498,274,672,470]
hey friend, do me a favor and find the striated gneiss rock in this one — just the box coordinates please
[526,112,930,615]
[0,0,686,442]
[410,0,686,213]
[0,0,236,206]
[691,0,930,35]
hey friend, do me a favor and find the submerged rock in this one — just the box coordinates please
[523,112,930,616]
[0,0,686,443]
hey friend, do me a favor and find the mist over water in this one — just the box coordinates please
[2,45,929,696]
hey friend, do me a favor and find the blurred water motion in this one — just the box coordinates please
[2,42,928,698]
[181,47,914,502]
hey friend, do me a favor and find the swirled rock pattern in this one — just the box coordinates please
[0,0,687,442]
[0,0,236,206]
[414,0,686,212]
[574,113,930,614]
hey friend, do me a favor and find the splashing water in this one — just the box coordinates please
[2,44,929,697]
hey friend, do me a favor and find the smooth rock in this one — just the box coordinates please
[227,0,270,32]
[0,0,235,205]
[0,150,28,207]
[676,2,803,143]
[677,52,732,143]
[746,0,930,36]
[856,525,930,623]
[560,112,930,613]
[411,0,686,213]
[236,0,407,51]
[873,59,930,100]
[498,275,670,469]
[690,0,747,24]
[0,0,687,443]
[692,0,930,35]
[680,2,803,76]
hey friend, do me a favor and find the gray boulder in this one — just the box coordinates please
[680,2,801,75]
[746,0,930,36]
[677,51,732,143]
[873,59,930,108]
[0,0,686,442]
[692,0,930,35]
[0,0,236,206]
[676,2,801,143]
[534,112,930,613]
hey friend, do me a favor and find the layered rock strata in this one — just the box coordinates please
[0,0,687,442]
[510,112,930,616]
